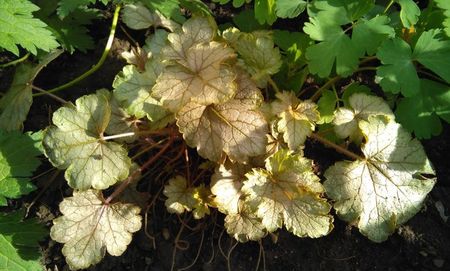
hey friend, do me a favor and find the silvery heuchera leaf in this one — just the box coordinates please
[271,91,319,151]
[50,190,142,270]
[162,17,215,62]
[333,93,394,143]
[0,50,62,131]
[210,162,251,214]
[121,3,179,31]
[242,149,333,238]
[153,41,237,112]
[43,90,131,190]
[223,27,282,87]
[176,72,268,163]
[224,202,266,242]
[163,175,211,219]
[113,62,173,129]
[324,116,436,242]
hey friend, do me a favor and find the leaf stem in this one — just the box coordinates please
[31,85,68,104]
[33,4,122,96]
[310,133,364,161]
[105,131,175,204]
[102,132,136,141]
[268,77,280,93]
[383,0,395,14]
[0,52,30,68]
[310,76,340,102]
[354,66,378,73]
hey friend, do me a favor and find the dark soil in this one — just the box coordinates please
[1,2,450,271]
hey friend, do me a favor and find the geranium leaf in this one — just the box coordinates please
[223,28,282,87]
[176,72,268,163]
[50,190,142,270]
[395,0,420,28]
[317,90,338,124]
[153,41,236,112]
[43,90,131,190]
[275,0,307,19]
[324,116,436,242]
[242,149,333,237]
[271,91,319,150]
[0,50,62,132]
[254,0,277,25]
[0,0,59,56]
[352,15,395,56]
[0,210,47,271]
[395,79,450,139]
[333,93,394,143]
[0,131,41,206]
[435,0,450,36]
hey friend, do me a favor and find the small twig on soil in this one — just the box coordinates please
[0,52,30,68]
[33,4,122,96]
[255,240,266,271]
[25,170,61,218]
[310,133,364,161]
[178,229,205,271]
[268,77,280,94]
[31,85,68,103]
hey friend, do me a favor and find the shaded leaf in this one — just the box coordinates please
[0,210,47,271]
[0,131,41,206]
[50,190,142,270]
[275,0,307,19]
[396,0,420,28]
[121,3,179,31]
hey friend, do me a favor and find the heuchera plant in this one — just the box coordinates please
[1,0,446,270]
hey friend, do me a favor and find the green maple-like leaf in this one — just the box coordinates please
[376,29,450,96]
[50,189,142,270]
[324,116,436,242]
[121,3,179,31]
[177,72,268,163]
[242,149,333,237]
[304,0,394,77]
[271,91,319,151]
[153,31,236,112]
[0,0,59,56]
[0,131,41,206]
[333,93,394,142]
[43,90,131,190]
[435,0,450,36]
[163,175,211,219]
[395,0,420,28]
[0,210,47,271]
[0,50,62,132]
[254,0,277,25]
[275,0,307,19]
[56,0,104,17]
[395,79,450,139]
[317,90,337,124]
[223,28,282,87]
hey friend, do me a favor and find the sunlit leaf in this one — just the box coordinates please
[224,202,266,242]
[324,116,436,242]
[43,90,131,190]
[176,72,268,162]
[242,149,333,237]
[50,190,142,270]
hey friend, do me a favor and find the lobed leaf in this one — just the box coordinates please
[242,149,333,237]
[224,202,266,242]
[43,91,131,190]
[121,3,179,31]
[435,0,450,36]
[0,210,47,271]
[324,116,436,242]
[50,190,142,270]
[176,72,268,163]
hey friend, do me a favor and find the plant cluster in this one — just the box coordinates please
[0,0,449,270]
